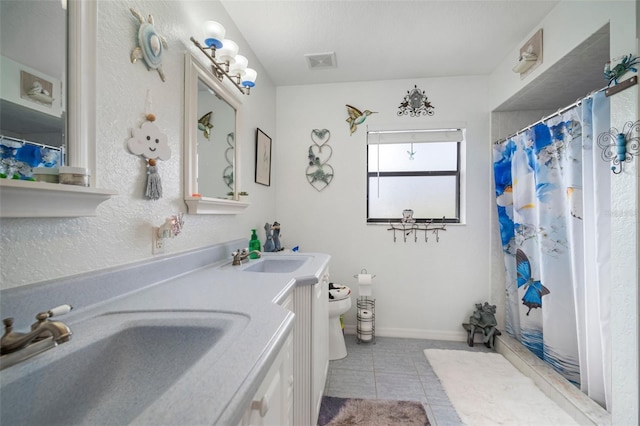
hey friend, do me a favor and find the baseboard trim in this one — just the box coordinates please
[495,334,611,426]
[343,325,466,342]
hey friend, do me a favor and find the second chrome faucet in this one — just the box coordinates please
[232,249,261,266]
[0,304,73,369]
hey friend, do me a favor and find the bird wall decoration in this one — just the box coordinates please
[346,104,377,135]
[198,111,214,140]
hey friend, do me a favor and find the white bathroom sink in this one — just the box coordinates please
[243,257,309,273]
[0,310,249,425]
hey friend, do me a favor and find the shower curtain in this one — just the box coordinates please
[493,91,611,410]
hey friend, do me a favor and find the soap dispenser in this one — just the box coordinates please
[249,229,261,259]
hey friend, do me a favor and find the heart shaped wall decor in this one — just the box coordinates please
[306,129,334,192]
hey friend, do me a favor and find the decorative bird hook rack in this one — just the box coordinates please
[387,217,447,243]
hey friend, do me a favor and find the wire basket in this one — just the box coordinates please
[356,297,375,344]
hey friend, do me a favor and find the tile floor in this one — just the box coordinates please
[323,335,494,426]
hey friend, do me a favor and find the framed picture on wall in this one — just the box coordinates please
[255,128,272,186]
[20,70,54,106]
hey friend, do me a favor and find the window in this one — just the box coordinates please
[367,128,462,223]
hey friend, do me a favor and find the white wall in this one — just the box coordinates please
[488,1,639,423]
[275,76,491,341]
[0,0,277,288]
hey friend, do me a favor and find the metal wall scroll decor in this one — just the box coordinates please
[398,85,435,117]
[597,120,639,174]
[306,129,334,191]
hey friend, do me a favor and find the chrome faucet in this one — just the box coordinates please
[232,249,261,265]
[1,304,73,363]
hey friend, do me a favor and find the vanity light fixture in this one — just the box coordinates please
[190,20,257,95]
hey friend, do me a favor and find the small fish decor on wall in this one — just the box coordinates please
[604,53,638,86]
[198,111,214,140]
[398,85,435,117]
[346,104,377,135]
[130,8,168,82]
[306,129,334,192]
[127,101,172,200]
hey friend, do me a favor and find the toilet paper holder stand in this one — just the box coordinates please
[355,269,376,344]
[356,297,376,344]
[353,268,376,280]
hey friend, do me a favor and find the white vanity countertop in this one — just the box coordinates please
[0,252,331,426]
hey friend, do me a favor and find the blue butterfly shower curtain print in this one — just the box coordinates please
[493,91,611,410]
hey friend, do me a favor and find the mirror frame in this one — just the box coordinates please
[68,0,96,182]
[183,52,247,214]
[0,0,117,218]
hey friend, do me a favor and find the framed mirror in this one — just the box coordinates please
[1,0,67,175]
[0,0,114,218]
[184,53,247,214]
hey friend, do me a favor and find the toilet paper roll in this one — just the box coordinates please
[358,319,373,342]
[358,309,373,320]
[359,284,372,297]
[359,321,372,332]
[359,334,372,342]
[358,274,372,285]
[358,308,373,342]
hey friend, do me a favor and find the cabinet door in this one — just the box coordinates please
[311,267,330,424]
[241,334,293,426]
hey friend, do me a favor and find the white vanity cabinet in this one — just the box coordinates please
[293,266,330,426]
[239,332,293,426]
[312,267,330,421]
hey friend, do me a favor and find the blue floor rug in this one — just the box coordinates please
[318,396,430,426]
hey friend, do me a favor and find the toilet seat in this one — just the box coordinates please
[329,286,351,301]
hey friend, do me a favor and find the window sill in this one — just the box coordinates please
[0,179,118,218]
[184,196,249,214]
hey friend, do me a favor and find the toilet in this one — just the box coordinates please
[328,283,352,360]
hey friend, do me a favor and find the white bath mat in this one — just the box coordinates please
[424,349,578,425]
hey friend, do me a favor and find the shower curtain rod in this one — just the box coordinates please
[493,85,608,145]
[0,134,62,151]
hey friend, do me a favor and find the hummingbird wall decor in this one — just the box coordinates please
[346,104,377,135]
[198,111,214,140]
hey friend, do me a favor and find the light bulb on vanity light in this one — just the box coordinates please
[203,21,225,48]
[216,39,239,66]
[229,54,248,78]
[241,68,257,89]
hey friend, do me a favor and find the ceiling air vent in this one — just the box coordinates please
[305,52,337,69]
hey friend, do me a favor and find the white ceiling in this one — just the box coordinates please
[221,0,610,111]
[220,0,560,85]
